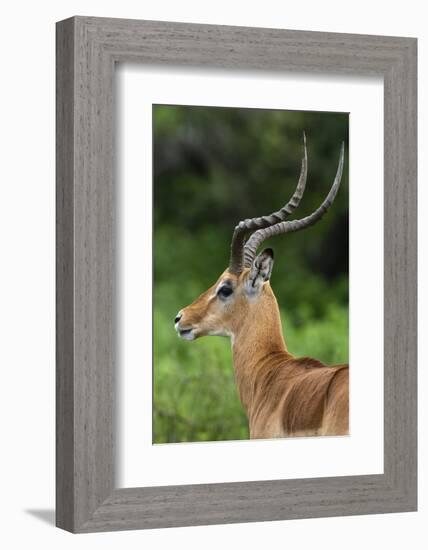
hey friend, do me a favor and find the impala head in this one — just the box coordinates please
[175,135,345,341]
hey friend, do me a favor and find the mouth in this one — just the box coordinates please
[176,325,196,341]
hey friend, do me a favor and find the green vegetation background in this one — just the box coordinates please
[153,105,349,443]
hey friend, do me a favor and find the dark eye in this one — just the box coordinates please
[217,286,234,299]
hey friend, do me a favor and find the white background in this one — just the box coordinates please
[118,67,384,487]
[0,1,425,549]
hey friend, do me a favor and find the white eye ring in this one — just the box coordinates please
[217,286,233,299]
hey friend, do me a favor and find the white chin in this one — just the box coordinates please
[179,330,195,341]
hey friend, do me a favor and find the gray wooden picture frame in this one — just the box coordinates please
[56,16,417,533]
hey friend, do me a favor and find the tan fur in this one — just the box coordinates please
[178,268,349,439]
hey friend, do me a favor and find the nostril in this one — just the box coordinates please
[174,313,182,324]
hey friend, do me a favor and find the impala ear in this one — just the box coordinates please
[246,248,274,294]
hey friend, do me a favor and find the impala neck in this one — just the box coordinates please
[231,286,289,413]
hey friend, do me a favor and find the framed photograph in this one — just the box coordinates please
[56,16,417,532]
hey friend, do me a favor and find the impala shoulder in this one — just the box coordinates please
[285,356,327,370]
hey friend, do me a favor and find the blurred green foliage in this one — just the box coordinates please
[153,105,349,443]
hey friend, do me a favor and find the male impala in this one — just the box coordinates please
[174,137,348,439]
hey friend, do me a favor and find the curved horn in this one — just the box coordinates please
[229,134,308,274]
[243,142,345,268]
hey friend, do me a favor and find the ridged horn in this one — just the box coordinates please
[229,133,308,274]
[242,141,345,268]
